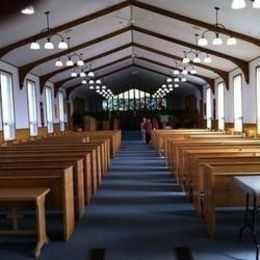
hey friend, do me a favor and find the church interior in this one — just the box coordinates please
[1,0,260,259]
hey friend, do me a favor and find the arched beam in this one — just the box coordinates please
[19,26,131,88]
[0,0,131,58]
[65,64,133,98]
[133,64,204,97]
[55,56,132,96]
[133,26,250,84]
[132,0,260,47]
[135,56,215,91]
[39,43,132,90]
[133,43,229,90]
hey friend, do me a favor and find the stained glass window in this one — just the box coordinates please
[102,88,167,111]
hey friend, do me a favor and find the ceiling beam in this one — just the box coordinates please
[40,43,132,89]
[134,64,203,96]
[55,56,132,95]
[19,26,131,88]
[0,0,131,58]
[133,0,260,47]
[133,43,229,90]
[133,25,249,84]
[65,64,133,98]
[135,56,215,89]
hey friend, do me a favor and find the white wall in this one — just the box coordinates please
[0,59,67,135]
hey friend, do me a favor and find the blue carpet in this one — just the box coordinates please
[0,141,256,260]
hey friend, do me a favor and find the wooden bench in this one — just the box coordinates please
[0,187,50,258]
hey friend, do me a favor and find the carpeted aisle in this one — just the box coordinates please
[0,141,256,259]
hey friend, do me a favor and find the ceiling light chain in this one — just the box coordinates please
[198,7,237,47]
[30,11,68,50]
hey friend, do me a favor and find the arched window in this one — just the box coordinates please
[217,82,225,131]
[102,89,167,111]
[233,75,243,132]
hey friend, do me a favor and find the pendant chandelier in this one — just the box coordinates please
[55,37,85,67]
[30,11,68,50]
[173,62,197,76]
[231,0,260,9]
[198,7,237,46]
[182,34,212,64]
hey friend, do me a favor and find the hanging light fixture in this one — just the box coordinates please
[173,70,180,75]
[82,80,87,84]
[21,5,35,15]
[30,11,68,50]
[204,54,212,63]
[89,86,94,90]
[70,71,77,78]
[198,7,237,46]
[231,0,260,9]
[88,71,95,77]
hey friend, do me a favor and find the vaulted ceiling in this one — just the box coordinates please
[1,0,259,98]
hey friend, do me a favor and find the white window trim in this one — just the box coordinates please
[233,74,243,133]
[206,87,212,129]
[217,82,225,131]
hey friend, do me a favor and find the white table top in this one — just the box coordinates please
[234,176,260,196]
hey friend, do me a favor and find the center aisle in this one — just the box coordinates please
[41,141,254,260]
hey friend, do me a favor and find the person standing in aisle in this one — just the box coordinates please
[140,117,147,143]
[145,118,153,144]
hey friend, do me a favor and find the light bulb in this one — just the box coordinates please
[77,60,84,66]
[231,0,246,9]
[181,77,187,82]
[89,80,95,84]
[55,59,63,67]
[212,36,223,46]
[253,0,260,8]
[190,69,197,74]
[66,60,74,66]
[102,85,107,89]
[204,55,212,63]
[30,42,40,50]
[89,86,94,90]
[82,80,87,84]
[96,85,100,90]
[174,78,180,82]
[227,37,237,45]
[71,72,77,77]
[96,79,102,84]
[58,41,68,50]
[162,84,167,88]
[44,41,54,50]
[167,78,172,83]
[182,69,188,75]
[183,57,190,64]
[168,84,173,88]
[193,56,201,63]
[173,70,180,75]
[88,71,95,77]
[21,5,35,15]
[174,84,179,88]
[198,37,208,46]
[80,71,86,77]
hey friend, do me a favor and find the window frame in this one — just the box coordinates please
[256,66,260,135]
[233,74,243,133]
[26,79,38,137]
[0,69,16,141]
[217,82,225,131]
[44,86,54,134]
[57,91,65,132]
[206,87,212,129]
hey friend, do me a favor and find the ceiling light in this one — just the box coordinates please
[96,79,102,84]
[167,78,172,83]
[181,77,187,82]
[190,68,197,74]
[173,70,180,75]
[80,71,86,77]
[82,80,87,84]
[193,54,201,63]
[30,42,40,50]
[168,84,173,88]
[253,0,260,8]
[89,80,95,84]
[88,72,95,77]
[96,85,100,90]
[182,69,188,75]
[174,78,180,82]
[162,84,167,88]
[77,59,85,67]
[182,52,190,64]
[102,85,107,89]
[231,0,246,9]
[89,86,94,90]
[66,59,74,67]
[55,59,63,67]
[198,7,236,47]
[30,11,67,50]
[71,71,77,77]
[204,54,212,63]
[174,84,179,88]
[21,5,35,15]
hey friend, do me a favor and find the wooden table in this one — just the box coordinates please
[234,176,260,260]
[0,187,50,258]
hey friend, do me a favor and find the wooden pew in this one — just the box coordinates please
[0,165,74,240]
[203,163,260,238]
